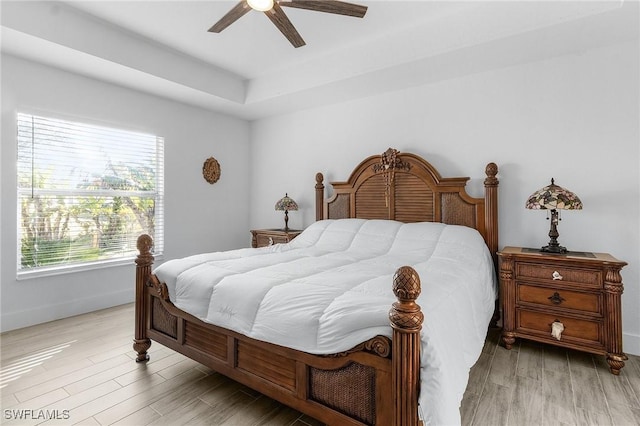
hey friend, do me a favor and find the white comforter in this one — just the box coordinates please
[154,219,497,425]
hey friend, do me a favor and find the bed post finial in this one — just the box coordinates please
[134,234,154,362]
[315,172,325,221]
[485,162,498,181]
[389,266,423,426]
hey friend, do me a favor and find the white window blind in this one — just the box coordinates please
[17,113,164,276]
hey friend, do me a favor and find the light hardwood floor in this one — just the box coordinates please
[1,303,639,425]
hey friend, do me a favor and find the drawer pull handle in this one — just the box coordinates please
[552,271,563,280]
[548,292,565,305]
[268,237,274,246]
[551,320,565,340]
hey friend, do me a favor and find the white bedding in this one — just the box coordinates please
[154,219,497,425]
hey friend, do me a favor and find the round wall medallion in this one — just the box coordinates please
[203,157,221,184]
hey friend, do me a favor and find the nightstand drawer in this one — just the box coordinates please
[516,262,601,288]
[517,284,601,315]
[516,309,602,347]
[251,229,302,248]
[256,234,287,247]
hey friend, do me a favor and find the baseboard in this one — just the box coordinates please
[0,289,133,333]
[624,332,640,356]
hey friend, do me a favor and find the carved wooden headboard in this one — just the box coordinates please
[315,148,499,263]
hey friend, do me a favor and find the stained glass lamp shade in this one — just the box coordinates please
[526,178,582,254]
[275,193,298,231]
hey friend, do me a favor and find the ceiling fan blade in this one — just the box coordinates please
[278,0,367,18]
[208,1,251,33]
[265,3,306,48]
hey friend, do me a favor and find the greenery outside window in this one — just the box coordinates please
[17,113,164,277]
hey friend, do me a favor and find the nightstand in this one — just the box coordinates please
[498,246,627,375]
[250,228,302,248]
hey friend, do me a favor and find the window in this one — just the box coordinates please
[17,113,164,277]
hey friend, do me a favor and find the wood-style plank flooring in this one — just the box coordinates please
[1,303,639,425]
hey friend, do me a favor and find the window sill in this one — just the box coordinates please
[16,254,164,281]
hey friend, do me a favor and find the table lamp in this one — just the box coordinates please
[525,178,582,254]
[275,193,298,231]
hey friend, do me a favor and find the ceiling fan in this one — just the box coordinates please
[209,0,368,48]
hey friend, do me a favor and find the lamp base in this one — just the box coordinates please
[283,209,289,232]
[541,209,567,254]
[540,244,568,254]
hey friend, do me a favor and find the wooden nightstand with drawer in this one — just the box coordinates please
[250,228,302,248]
[498,246,627,374]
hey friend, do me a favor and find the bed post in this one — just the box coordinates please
[484,163,500,327]
[483,162,499,266]
[389,266,424,426]
[133,234,153,362]
[315,172,325,221]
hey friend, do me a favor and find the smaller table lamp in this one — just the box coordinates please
[525,178,582,254]
[275,193,298,231]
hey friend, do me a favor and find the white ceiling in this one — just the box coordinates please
[1,1,637,120]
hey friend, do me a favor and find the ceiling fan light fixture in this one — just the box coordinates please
[209,0,367,47]
[247,0,275,12]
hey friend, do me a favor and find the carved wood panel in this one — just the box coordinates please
[237,341,297,391]
[355,174,388,219]
[394,173,434,223]
[184,321,228,361]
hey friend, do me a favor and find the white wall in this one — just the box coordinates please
[1,55,251,331]
[249,40,640,355]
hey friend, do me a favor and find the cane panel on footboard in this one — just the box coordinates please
[135,148,499,426]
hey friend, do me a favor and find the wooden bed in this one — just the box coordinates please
[133,148,499,426]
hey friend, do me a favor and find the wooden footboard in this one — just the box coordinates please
[133,235,423,426]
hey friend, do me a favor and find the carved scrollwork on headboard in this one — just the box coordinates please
[372,148,412,174]
[372,148,412,207]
